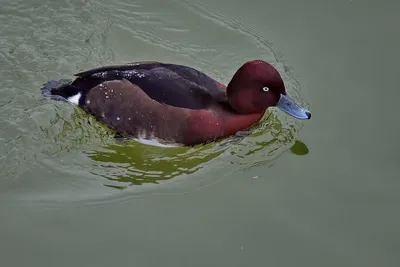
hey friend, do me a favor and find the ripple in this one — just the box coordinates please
[0,0,310,207]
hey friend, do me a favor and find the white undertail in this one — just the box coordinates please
[67,92,81,105]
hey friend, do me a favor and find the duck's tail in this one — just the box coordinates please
[41,79,83,105]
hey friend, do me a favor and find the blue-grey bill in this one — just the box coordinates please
[276,94,311,120]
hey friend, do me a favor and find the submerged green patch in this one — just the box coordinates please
[290,140,309,155]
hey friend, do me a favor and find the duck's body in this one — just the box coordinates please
[42,60,310,146]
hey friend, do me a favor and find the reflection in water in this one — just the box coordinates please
[87,142,225,188]
[39,106,303,189]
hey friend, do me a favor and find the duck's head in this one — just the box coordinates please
[227,60,311,120]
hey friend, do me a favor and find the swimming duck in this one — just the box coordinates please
[41,60,311,146]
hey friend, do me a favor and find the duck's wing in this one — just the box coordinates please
[81,79,190,142]
[71,62,228,110]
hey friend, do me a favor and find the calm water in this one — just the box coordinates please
[0,0,399,266]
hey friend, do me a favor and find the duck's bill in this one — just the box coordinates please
[276,94,311,120]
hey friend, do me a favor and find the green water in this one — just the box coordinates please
[1,0,399,266]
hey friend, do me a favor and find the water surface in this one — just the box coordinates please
[0,0,399,266]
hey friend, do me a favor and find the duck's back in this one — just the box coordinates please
[70,62,227,110]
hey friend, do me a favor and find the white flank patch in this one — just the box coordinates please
[67,92,81,105]
[133,131,182,148]
[134,137,180,148]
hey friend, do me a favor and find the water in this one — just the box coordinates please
[0,0,399,266]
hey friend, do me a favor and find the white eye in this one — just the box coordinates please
[262,87,270,92]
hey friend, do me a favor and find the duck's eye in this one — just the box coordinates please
[262,87,270,92]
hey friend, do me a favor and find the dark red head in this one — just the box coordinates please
[227,60,311,120]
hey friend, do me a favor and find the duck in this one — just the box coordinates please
[41,60,311,146]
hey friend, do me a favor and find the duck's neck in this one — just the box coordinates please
[226,81,264,114]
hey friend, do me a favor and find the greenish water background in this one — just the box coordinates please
[0,0,399,266]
